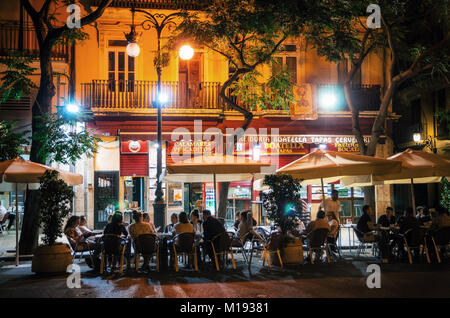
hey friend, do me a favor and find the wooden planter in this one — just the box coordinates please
[32,244,73,274]
[271,238,304,265]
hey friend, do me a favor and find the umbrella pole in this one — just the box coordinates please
[15,183,19,267]
[410,178,416,215]
[213,174,217,215]
[321,178,325,201]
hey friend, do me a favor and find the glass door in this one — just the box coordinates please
[94,171,119,229]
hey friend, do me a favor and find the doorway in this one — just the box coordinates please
[179,53,202,108]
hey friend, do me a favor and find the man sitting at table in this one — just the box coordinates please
[201,210,226,265]
[377,207,396,228]
[357,205,389,263]
[129,211,154,271]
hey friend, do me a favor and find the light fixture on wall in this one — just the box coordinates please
[412,131,436,152]
[413,132,422,143]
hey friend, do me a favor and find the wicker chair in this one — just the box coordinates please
[209,231,236,271]
[429,227,450,263]
[402,228,430,264]
[306,228,330,264]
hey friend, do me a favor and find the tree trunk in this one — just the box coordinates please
[19,46,55,254]
[217,182,229,219]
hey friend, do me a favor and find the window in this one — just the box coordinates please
[273,44,298,84]
[436,89,448,139]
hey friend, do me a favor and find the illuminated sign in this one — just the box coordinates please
[121,140,148,154]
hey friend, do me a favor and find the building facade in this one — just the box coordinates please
[0,0,399,229]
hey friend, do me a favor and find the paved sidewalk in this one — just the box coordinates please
[0,255,449,298]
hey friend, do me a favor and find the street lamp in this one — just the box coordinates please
[126,5,192,230]
[179,45,194,60]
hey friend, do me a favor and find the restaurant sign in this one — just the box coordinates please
[120,140,148,154]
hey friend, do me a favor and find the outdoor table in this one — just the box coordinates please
[338,224,357,253]
[156,232,173,270]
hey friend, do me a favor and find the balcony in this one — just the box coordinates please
[89,0,204,10]
[80,80,382,115]
[81,79,223,110]
[0,21,69,62]
[316,84,381,112]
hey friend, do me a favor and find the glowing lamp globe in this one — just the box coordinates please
[158,92,169,104]
[66,103,79,113]
[413,133,421,143]
[126,42,140,57]
[179,45,194,60]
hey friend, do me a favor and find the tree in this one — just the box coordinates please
[0,120,29,161]
[306,0,449,156]
[175,0,330,218]
[16,0,112,254]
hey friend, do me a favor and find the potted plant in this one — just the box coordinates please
[262,174,304,264]
[32,170,74,274]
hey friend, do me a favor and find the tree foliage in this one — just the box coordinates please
[305,0,449,156]
[0,121,29,161]
[262,174,302,244]
[441,177,450,211]
[39,170,74,246]
[0,51,37,103]
[34,112,100,165]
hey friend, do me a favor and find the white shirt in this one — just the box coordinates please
[319,198,341,223]
[0,205,7,221]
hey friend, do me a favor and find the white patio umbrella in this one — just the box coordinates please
[342,149,450,212]
[0,158,83,266]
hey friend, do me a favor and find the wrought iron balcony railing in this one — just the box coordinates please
[88,0,205,10]
[81,79,222,110]
[0,21,69,62]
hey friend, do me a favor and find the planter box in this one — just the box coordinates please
[271,238,304,265]
[32,244,72,274]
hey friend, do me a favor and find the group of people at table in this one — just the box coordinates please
[355,204,450,263]
[64,209,255,271]
[63,187,450,270]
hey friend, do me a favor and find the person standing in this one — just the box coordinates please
[319,190,341,223]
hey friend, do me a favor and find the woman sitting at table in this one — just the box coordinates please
[190,209,203,234]
[173,212,195,235]
[104,213,128,237]
[327,211,339,246]
[79,216,95,238]
[235,211,254,241]
[142,212,156,233]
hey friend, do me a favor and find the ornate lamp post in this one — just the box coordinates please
[125,5,193,229]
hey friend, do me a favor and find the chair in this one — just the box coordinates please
[0,212,10,234]
[100,234,127,274]
[65,234,94,264]
[209,231,236,271]
[230,231,252,263]
[402,228,430,264]
[327,225,341,260]
[255,231,283,270]
[306,228,330,264]
[134,233,160,272]
[429,227,450,263]
[172,232,198,272]
[352,226,377,257]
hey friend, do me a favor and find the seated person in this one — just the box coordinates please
[357,205,390,263]
[142,212,156,233]
[129,212,153,270]
[415,206,425,220]
[418,207,432,227]
[430,206,450,232]
[164,213,178,233]
[233,211,241,231]
[201,210,226,262]
[357,205,377,234]
[304,209,331,236]
[292,216,306,237]
[397,207,420,234]
[235,211,254,242]
[377,207,396,228]
[78,216,95,237]
[64,216,86,248]
[173,212,195,236]
[327,211,339,245]
[104,213,128,237]
[190,209,203,234]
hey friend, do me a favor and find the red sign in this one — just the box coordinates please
[121,140,148,154]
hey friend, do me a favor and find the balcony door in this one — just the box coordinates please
[179,53,202,108]
[108,49,135,92]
